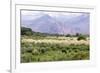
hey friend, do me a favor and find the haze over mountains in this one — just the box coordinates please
[21,10,90,35]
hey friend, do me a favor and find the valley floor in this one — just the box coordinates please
[21,36,90,63]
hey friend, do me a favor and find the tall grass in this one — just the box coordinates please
[21,42,89,63]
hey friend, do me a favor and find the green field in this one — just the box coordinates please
[21,36,89,63]
[21,27,90,63]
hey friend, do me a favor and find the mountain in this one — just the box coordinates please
[21,13,89,35]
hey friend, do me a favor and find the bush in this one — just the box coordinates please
[77,35,86,41]
[32,49,40,55]
[65,34,71,37]
[21,41,89,62]
[21,27,33,36]
[21,53,33,63]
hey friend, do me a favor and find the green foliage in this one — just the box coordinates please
[77,35,86,41]
[21,27,33,36]
[21,42,89,63]
[21,27,89,63]
[21,53,33,63]
[65,34,71,37]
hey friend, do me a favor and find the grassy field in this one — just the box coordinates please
[21,36,90,63]
[22,37,89,45]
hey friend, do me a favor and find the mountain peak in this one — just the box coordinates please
[21,13,89,35]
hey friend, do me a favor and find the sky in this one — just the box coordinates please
[21,10,86,21]
[21,10,90,35]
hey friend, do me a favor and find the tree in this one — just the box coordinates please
[76,33,80,37]
[21,27,33,36]
[77,35,86,41]
[65,34,71,37]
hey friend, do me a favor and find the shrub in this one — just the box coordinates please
[21,40,89,62]
[21,27,33,36]
[61,49,67,53]
[77,35,86,41]
[32,49,40,55]
[65,34,71,37]
[21,53,33,63]
[40,47,47,53]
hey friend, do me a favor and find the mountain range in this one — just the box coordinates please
[21,12,90,35]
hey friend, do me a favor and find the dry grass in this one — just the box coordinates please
[22,37,89,45]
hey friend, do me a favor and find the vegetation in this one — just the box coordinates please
[21,27,90,63]
[21,42,89,62]
[21,27,33,36]
[65,34,71,37]
[77,35,87,41]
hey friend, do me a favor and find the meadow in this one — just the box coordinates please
[21,35,89,63]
